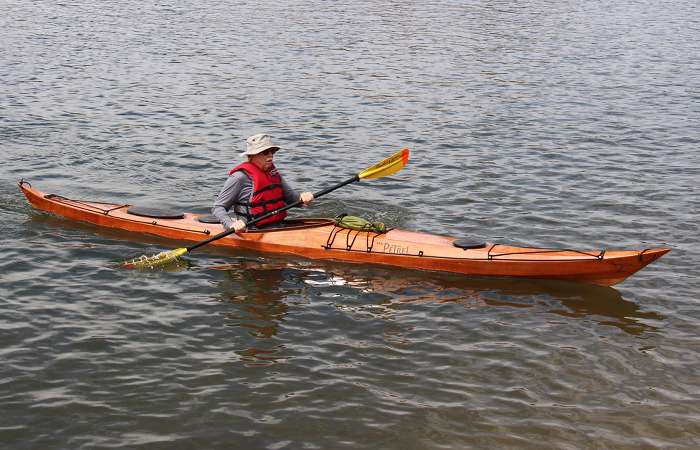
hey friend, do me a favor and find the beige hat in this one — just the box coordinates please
[240,133,280,158]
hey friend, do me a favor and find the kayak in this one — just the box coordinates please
[18,180,669,286]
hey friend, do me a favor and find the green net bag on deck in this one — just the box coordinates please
[335,214,387,233]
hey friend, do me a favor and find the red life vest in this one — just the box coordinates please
[229,162,288,226]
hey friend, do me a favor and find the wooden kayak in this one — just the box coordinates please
[18,180,669,286]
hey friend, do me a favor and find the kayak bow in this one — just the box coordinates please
[18,180,669,286]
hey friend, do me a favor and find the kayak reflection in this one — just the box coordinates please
[213,259,293,366]
[207,258,664,337]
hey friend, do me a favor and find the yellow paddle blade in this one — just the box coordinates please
[358,148,410,180]
[123,247,188,269]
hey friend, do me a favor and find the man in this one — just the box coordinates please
[212,134,314,232]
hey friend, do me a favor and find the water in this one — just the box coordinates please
[2,1,699,448]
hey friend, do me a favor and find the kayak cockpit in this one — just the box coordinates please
[242,218,337,233]
[193,214,335,232]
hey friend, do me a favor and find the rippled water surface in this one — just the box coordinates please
[2,1,699,448]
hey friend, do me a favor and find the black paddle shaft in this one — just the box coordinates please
[187,175,360,252]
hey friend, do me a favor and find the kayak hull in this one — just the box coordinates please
[18,180,669,286]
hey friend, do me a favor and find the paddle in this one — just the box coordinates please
[124,148,410,268]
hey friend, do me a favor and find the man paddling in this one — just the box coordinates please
[212,134,314,232]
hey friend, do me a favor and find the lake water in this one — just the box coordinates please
[2,1,699,448]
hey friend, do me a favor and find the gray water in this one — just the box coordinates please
[2,1,699,448]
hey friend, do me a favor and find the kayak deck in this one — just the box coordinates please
[18,180,670,286]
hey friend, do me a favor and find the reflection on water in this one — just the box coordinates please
[206,258,664,341]
[213,260,293,366]
[475,278,663,336]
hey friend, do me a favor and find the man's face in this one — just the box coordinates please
[250,148,277,172]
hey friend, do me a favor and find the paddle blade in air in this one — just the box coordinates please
[123,247,188,269]
[358,148,410,180]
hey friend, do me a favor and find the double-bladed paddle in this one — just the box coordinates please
[124,148,410,269]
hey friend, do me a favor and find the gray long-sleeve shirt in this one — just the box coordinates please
[212,170,299,230]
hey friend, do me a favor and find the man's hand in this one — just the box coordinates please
[300,192,314,205]
[232,219,246,233]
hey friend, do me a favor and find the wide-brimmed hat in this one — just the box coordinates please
[240,134,280,158]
